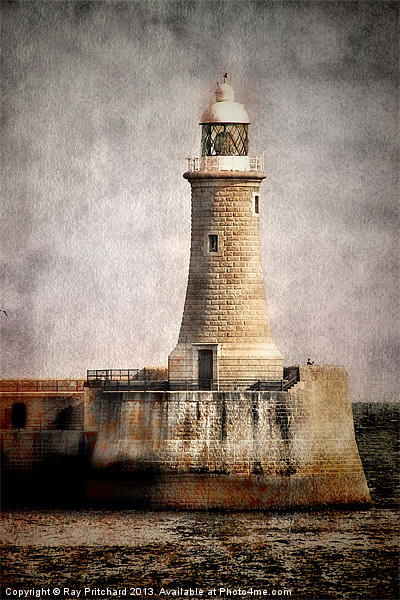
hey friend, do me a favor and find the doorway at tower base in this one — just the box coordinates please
[85,366,371,509]
[168,341,283,390]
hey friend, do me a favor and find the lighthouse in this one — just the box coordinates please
[1,76,372,512]
[169,77,283,390]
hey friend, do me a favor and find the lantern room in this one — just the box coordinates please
[187,76,263,173]
[200,77,249,157]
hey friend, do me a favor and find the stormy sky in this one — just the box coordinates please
[1,0,398,401]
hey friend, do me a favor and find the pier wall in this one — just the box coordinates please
[0,367,371,508]
[86,365,371,508]
[0,379,85,432]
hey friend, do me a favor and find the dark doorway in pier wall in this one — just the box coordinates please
[11,403,27,429]
[198,349,213,390]
[55,406,74,430]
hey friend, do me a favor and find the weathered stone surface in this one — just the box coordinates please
[0,431,87,474]
[0,368,371,508]
[86,365,371,508]
[0,379,85,432]
[0,379,91,478]
[169,172,283,387]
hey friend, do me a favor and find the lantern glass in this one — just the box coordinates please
[201,124,248,156]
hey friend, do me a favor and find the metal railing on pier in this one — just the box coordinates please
[86,367,299,393]
[0,379,85,393]
[170,376,297,392]
[87,369,141,384]
[86,369,168,392]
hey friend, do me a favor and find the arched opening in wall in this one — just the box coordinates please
[55,406,74,430]
[11,402,27,429]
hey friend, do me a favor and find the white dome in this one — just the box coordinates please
[200,82,249,124]
[215,83,235,102]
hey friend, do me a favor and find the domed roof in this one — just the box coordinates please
[215,83,235,102]
[200,81,249,124]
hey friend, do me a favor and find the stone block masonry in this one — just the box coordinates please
[0,379,93,488]
[0,379,85,431]
[1,430,87,474]
[0,368,370,508]
[86,365,371,509]
[181,178,271,344]
[169,171,283,388]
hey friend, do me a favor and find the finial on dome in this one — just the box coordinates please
[215,81,235,103]
[223,72,228,83]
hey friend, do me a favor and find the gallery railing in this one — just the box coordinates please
[186,154,264,173]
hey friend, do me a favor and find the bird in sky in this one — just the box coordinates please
[1,310,8,317]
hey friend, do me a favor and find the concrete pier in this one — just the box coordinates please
[85,366,371,508]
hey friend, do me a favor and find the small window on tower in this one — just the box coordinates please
[209,234,218,252]
[254,195,259,214]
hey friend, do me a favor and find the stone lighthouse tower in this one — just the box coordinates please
[169,78,283,390]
